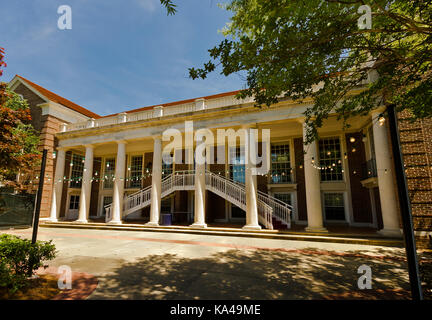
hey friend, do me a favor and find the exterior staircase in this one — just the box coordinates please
[105,170,293,230]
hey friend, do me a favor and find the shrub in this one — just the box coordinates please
[0,234,56,293]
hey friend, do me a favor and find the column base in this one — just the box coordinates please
[107,220,122,225]
[75,219,88,224]
[190,223,207,229]
[242,224,262,231]
[377,228,402,238]
[48,218,58,222]
[305,226,328,233]
[145,221,159,227]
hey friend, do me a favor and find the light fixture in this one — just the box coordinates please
[378,114,385,126]
[350,137,356,143]
[352,148,356,153]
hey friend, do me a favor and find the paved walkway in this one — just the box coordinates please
[2,227,412,299]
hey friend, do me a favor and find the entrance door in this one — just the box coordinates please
[67,194,80,220]
[228,146,246,220]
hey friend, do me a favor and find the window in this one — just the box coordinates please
[270,144,292,183]
[323,193,345,221]
[274,193,292,206]
[70,154,84,188]
[129,155,143,188]
[319,137,343,181]
[69,195,80,210]
[162,153,173,178]
[229,147,245,184]
[103,158,116,189]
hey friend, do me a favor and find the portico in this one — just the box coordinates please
[48,91,402,236]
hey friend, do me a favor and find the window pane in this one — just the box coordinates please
[103,158,116,189]
[229,147,245,184]
[271,144,291,183]
[319,138,343,181]
[324,193,345,220]
[162,153,173,178]
[274,193,292,206]
[130,156,143,188]
[70,154,84,188]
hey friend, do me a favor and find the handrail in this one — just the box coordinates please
[104,169,292,229]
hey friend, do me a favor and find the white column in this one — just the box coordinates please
[77,145,94,223]
[49,148,66,222]
[372,110,401,236]
[191,138,207,228]
[109,141,126,224]
[146,137,162,226]
[302,121,327,232]
[243,128,261,230]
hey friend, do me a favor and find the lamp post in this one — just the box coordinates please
[31,149,47,244]
[386,105,423,300]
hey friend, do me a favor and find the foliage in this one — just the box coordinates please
[160,0,176,15]
[189,0,432,142]
[0,234,57,293]
[0,47,6,77]
[0,47,40,187]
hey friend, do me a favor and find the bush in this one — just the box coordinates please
[0,234,56,293]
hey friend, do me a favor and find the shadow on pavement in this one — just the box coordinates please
[89,248,411,300]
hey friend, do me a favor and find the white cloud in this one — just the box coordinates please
[136,0,158,12]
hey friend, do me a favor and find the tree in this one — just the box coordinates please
[0,48,40,190]
[188,0,432,142]
[160,0,176,15]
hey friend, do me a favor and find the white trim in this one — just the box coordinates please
[38,101,89,123]
[8,76,49,101]
[321,191,349,224]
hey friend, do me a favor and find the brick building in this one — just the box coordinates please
[8,75,432,247]
[8,75,100,218]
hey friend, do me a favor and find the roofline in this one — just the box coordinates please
[100,89,243,118]
[12,75,101,119]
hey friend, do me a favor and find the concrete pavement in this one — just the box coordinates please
[1,226,411,299]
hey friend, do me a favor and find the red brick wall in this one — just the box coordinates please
[398,111,432,246]
[90,157,101,216]
[13,83,44,132]
[345,133,373,224]
[294,137,308,221]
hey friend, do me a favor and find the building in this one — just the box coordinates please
[8,75,432,247]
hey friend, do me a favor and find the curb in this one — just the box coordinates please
[39,221,404,247]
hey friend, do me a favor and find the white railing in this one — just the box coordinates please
[103,169,292,229]
[205,171,273,229]
[257,190,292,228]
[62,94,256,132]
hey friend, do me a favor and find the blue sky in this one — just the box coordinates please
[0,0,244,116]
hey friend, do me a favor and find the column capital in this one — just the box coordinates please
[241,123,258,130]
[115,140,127,145]
[83,144,94,149]
[151,135,162,141]
[296,117,306,125]
[370,106,386,116]
[56,146,68,152]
